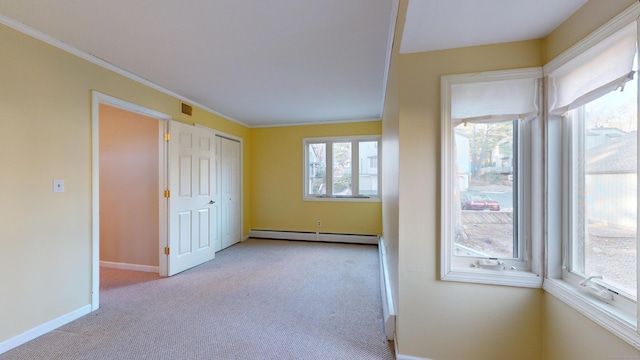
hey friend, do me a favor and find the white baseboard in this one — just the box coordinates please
[378,236,396,340]
[249,229,379,245]
[0,304,91,355]
[100,261,159,273]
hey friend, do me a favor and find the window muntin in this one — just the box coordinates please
[441,68,543,287]
[304,136,381,201]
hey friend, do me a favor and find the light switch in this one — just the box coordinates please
[53,179,65,193]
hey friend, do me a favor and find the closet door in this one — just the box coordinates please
[219,136,241,250]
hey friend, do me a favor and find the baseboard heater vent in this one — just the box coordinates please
[249,229,379,245]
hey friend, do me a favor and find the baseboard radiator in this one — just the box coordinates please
[249,229,379,245]
[379,236,396,340]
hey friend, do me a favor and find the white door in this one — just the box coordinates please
[220,137,241,250]
[167,121,217,276]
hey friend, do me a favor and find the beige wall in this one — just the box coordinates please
[0,22,249,342]
[99,104,160,267]
[542,295,639,359]
[543,0,636,63]
[396,37,544,359]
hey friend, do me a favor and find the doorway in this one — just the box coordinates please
[99,104,162,272]
[91,92,171,310]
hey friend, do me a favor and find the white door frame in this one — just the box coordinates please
[90,91,171,311]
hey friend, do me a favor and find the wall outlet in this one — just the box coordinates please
[316,220,321,227]
[53,179,65,193]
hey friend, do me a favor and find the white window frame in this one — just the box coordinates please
[543,3,640,349]
[441,68,544,288]
[303,135,381,202]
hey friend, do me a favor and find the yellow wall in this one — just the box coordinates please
[395,12,545,357]
[0,23,250,342]
[250,122,382,235]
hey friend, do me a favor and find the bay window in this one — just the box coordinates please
[441,6,640,347]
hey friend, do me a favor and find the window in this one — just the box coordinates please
[544,10,640,347]
[441,68,543,288]
[303,136,381,201]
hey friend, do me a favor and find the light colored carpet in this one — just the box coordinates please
[1,239,395,359]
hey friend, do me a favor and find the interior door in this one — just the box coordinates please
[167,121,217,276]
[220,136,241,250]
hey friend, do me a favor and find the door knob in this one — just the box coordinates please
[209,200,215,204]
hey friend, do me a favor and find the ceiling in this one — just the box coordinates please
[0,0,586,127]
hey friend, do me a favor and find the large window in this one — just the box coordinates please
[441,68,543,288]
[544,13,639,346]
[304,136,380,201]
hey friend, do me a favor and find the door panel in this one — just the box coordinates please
[167,121,217,276]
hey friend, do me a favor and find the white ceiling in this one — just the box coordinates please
[0,0,587,127]
[401,0,587,53]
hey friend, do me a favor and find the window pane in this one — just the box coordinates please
[454,120,516,259]
[570,74,637,297]
[332,142,352,195]
[308,143,326,195]
[358,141,378,196]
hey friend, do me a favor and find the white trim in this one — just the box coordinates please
[544,279,640,350]
[378,0,400,119]
[440,67,543,288]
[250,117,382,129]
[379,237,396,340]
[0,305,91,355]
[100,261,159,273]
[91,91,172,310]
[442,268,543,288]
[249,229,379,245]
[0,14,245,127]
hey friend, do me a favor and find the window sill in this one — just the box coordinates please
[442,268,543,288]
[303,195,381,202]
[543,278,639,350]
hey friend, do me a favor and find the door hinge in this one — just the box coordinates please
[164,190,170,198]
[164,247,170,255]
[164,133,171,141]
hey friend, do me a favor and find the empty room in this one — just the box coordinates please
[2,1,640,359]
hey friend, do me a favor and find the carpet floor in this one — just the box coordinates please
[1,238,395,359]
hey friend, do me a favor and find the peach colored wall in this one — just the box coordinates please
[99,104,160,267]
